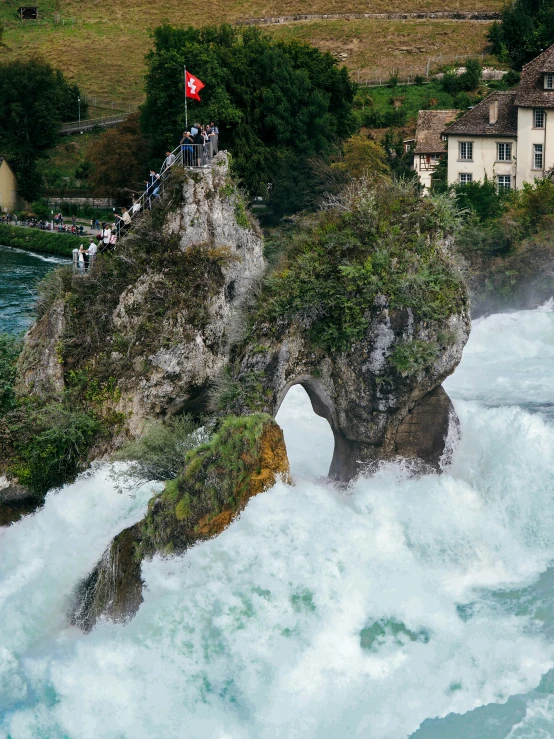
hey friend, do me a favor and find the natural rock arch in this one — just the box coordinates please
[235,304,469,481]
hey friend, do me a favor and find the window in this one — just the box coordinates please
[459,173,473,184]
[459,141,473,160]
[534,143,544,169]
[545,73,554,90]
[534,109,545,128]
[497,143,512,161]
[498,175,511,190]
[430,154,440,163]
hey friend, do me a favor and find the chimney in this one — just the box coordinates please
[489,99,499,125]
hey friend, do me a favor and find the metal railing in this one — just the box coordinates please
[69,137,221,261]
[72,249,97,274]
[59,114,128,136]
[115,136,219,239]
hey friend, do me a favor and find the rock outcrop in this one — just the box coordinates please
[235,305,468,480]
[108,155,265,434]
[0,476,40,527]
[16,298,65,397]
[70,415,290,631]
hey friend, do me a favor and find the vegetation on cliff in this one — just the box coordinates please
[138,414,290,557]
[70,414,290,631]
[0,333,21,413]
[452,177,554,314]
[251,179,466,353]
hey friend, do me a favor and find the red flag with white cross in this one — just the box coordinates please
[185,70,205,101]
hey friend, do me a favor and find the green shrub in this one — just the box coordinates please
[111,414,210,491]
[7,402,101,496]
[390,339,440,376]
[0,224,81,256]
[35,266,73,317]
[251,180,466,352]
[0,333,22,413]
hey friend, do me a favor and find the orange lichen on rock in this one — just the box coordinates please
[197,419,291,540]
[247,422,292,497]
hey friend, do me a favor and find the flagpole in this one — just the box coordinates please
[184,64,188,132]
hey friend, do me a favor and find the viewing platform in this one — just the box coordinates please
[72,136,221,273]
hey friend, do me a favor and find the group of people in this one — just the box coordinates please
[0,212,87,234]
[180,122,219,167]
[76,240,98,272]
[71,122,221,274]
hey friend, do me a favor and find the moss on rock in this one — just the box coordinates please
[70,414,290,630]
[139,414,291,556]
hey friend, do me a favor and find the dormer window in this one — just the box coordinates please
[534,109,545,128]
[545,73,554,90]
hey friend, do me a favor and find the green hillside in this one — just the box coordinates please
[0,0,498,104]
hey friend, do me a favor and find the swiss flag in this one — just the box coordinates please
[185,70,205,101]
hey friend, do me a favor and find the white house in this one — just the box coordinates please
[444,43,554,190]
[411,109,459,191]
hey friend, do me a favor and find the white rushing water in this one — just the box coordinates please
[1,306,554,738]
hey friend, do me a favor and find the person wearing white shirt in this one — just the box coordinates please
[102,225,111,250]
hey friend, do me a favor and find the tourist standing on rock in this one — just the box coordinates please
[78,244,88,272]
[101,223,111,251]
[181,131,194,166]
[163,150,176,171]
[193,128,204,166]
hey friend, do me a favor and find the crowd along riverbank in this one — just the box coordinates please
[0,224,82,257]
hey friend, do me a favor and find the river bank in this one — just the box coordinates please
[0,224,82,257]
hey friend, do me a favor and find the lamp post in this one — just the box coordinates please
[78,96,81,124]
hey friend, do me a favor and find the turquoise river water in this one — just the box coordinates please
[0,245,554,738]
[0,244,70,335]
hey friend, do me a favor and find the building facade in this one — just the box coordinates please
[0,158,23,212]
[444,43,554,190]
[411,110,459,191]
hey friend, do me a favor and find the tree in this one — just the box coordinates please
[0,58,87,200]
[86,112,150,199]
[453,177,509,221]
[142,24,356,217]
[441,58,482,95]
[331,134,389,182]
[382,130,417,181]
[488,0,554,69]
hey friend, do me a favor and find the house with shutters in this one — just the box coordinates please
[443,43,554,190]
[0,158,24,213]
[410,109,460,191]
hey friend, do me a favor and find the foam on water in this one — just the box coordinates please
[1,305,554,738]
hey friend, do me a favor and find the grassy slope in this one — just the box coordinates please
[269,19,493,79]
[0,0,495,102]
[356,80,458,124]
